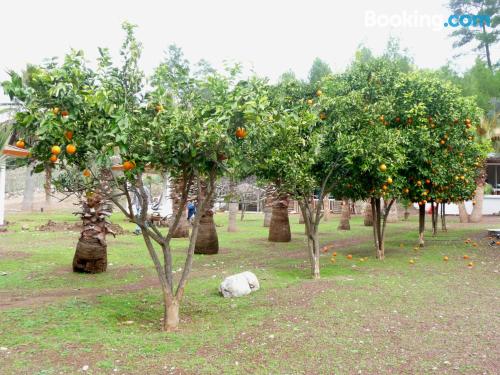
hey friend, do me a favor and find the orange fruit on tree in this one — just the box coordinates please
[155,104,164,113]
[15,139,25,149]
[123,161,135,171]
[83,169,91,177]
[416,180,422,186]
[61,110,69,117]
[51,145,61,155]
[316,90,322,96]
[319,112,327,120]
[379,164,387,172]
[52,107,60,115]
[465,118,471,125]
[235,127,248,139]
[64,130,73,140]
[49,154,58,163]
[66,144,76,154]
[386,177,393,184]
[307,99,313,105]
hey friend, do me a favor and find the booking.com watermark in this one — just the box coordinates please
[365,11,492,30]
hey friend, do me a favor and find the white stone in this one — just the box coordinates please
[219,271,260,298]
[82,365,89,371]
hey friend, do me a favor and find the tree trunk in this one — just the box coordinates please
[371,197,389,260]
[170,177,190,238]
[440,202,447,232]
[298,201,305,224]
[322,196,331,222]
[44,165,52,208]
[195,181,219,254]
[73,190,113,273]
[263,186,273,227]
[21,165,35,212]
[386,200,398,223]
[458,201,469,223]
[268,196,291,242]
[363,200,373,226]
[431,201,438,236]
[483,24,492,71]
[404,204,410,220]
[470,170,485,223]
[227,179,238,232]
[418,204,425,247]
[163,296,180,332]
[337,198,351,230]
[308,232,320,279]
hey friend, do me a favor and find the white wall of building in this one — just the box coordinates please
[414,196,500,216]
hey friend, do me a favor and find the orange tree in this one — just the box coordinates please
[390,71,489,245]
[0,51,118,273]
[3,23,266,330]
[246,77,345,278]
[319,58,407,260]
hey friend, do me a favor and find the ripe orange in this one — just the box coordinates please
[49,154,58,163]
[307,99,313,105]
[382,184,388,191]
[346,254,353,259]
[387,177,393,184]
[52,107,60,115]
[66,144,76,154]
[123,161,135,171]
[409,259,415,265]
[83,169,91,177]
[443,256,448,261]
[379,164,387,172]
[425,179,431,184]
[155,104,164,113]
[61,110,69,117]
[235,127,248,139]
[403,188,409,194]
[51,145,61,155]
[316,90,322,96]
[465,118,471,125]
[416,180,422,186]
[64,130,73,140]
[468,262,473,268]
[15,139,25,149]
[332,252,337,257]
[463,255,469,259]
[440,139,445,145]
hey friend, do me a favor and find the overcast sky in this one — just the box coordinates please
[0,0,481,102]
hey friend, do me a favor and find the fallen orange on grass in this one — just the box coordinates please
[443,256,449,261]
[463,255,469,259]
[346,254,353,260]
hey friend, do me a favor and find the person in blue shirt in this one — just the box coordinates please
[187,200,197,224]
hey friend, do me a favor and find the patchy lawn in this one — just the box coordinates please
[0,211,499,374]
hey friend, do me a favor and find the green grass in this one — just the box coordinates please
[0,211,498,374]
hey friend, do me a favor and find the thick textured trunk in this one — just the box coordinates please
[458,201,469,223]
[227,180,238,232]
[322,196,331,222]
[268,196,291,242]
[170,177,190,238]
[22,165,35,212]
[363,200,373,226]
[73,189,113,273]
[470,171,485,223]
[73,237,107,273]
[44,165,52,207]
[195,181,219,254]
[440,202,447,232]
[0,161,5,226]
[418,204,425,247]
[263,186,274,227]
[163,296,180,332]
[337,198,351,230]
